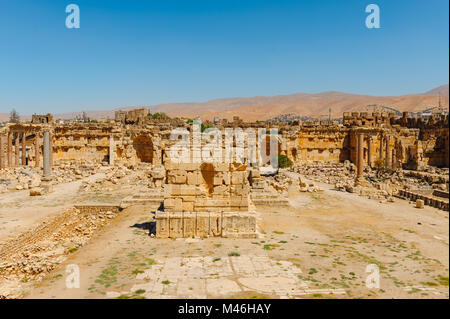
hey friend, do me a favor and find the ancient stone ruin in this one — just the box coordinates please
[0,109,448,239]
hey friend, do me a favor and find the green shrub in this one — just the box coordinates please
[278,154,293,168]
[201,123,213,132]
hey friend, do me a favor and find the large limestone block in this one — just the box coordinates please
[230,197,249,208]
[168,169,187,184]
[213,173,224,186]
[213,185,229,195]
[166,184,199,196]
[156,212,169,238]
[178,163,201,171]
[209,212,222,237]
[231,185,249,196]
[169,212,183,238]
[231,171,246,185]
[183,212,196,238]
[187,171,200,185]
[222,212,256,238]
[164,197,182,212]
[195,198,231,209]
[416,199,425,209]
[182,201,194,212]
[214,163,229,172]
[196,212,210,238]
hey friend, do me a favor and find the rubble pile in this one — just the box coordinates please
[294,161,356,186]
[0,168,42,193]
[265,172,292,195]
[0,207,120,298]
[294,162,449,202]
[249,168,290,207]
[79,163,160,193]
[0,161,102,193]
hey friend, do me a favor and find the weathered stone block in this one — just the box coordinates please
[156,211,169,238]
[187,171,199,185]
[182,201,194,212]
[231,171,245,185]
[214,163,229,172]
[183,212,195,237]
[222,212,256,238]
[209,212,222,237]
[213,185,229,195]
[169,212,183,238]
[168,169,187,184]
[196,212,210,238]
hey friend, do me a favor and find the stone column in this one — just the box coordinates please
[379,135,384,162]
[7,133,12,167]
[49,131,53,169]
[15,134,20,167]
[386,136,392,169]
[35,134,40,168]
[43,131,51,178]
[367,136,372,167]
[392,149,396,169]
[109,134,115,165]
[0,135,5,169]
[21,133,26,166]
[357,133,364,178]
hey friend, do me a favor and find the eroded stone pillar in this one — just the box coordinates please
[357,133,364,178]
[21,133,26,166]
[379,135,384,162]
[43,131,51,178]
[49,132,53,169]
[15,134,20,167]
[7,133,12,167]
[109,134,115,165]
[0,135,5,169]
[367,137,372,167]
[35,134,40,168]
[386,136,392,169]
[392,149,396,169]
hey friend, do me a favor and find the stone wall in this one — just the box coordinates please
[0,111,448,170]
[163,161,249,213]
[158,161,255,238]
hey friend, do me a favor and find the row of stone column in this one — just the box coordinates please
[0,131,53,170]
[379,135,396,169]
[356,133,397,178]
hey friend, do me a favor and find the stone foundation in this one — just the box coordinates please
[155,211,257,239]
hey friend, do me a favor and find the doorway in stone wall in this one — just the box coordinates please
[133,134,154,163]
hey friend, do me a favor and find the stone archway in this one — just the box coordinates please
[133,134,154,163]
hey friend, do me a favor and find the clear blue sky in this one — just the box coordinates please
[0,0,448,114]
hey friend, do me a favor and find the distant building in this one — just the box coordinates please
[115,108,148,124]
[31,113,53,124]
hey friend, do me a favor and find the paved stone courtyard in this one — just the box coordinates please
[105,255,345,299]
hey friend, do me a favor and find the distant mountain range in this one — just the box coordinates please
[1,84,448,122]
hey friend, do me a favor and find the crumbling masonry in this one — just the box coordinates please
[0,110,448,236]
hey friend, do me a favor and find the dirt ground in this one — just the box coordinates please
[0,176,448,299]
